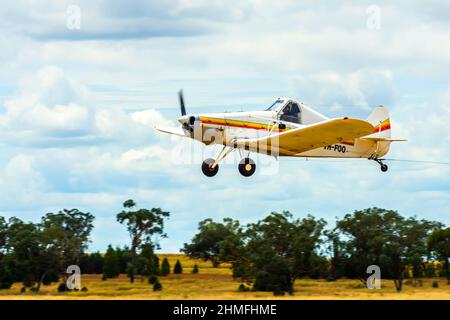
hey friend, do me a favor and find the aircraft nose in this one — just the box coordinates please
[178,115,189,125]
[178,115,198,125]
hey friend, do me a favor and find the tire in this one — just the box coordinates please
[238,158,256,177]
[202,158,219,177]
[381,164,388,172]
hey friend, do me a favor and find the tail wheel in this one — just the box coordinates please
[201,158,219,177]
[238,158,256,177]
[380,164,388,172]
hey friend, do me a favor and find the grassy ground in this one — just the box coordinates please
[0,254,449,300]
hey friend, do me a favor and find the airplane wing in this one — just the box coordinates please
[360,137,407,142]
[154,125,187,137]
[233,118,374,156]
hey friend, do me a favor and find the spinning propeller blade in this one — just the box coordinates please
[178,90,186,116]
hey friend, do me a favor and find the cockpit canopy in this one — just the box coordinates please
[266,98,302,124]
[266,98,285,111]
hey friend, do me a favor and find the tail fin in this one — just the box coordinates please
[366,105,391,139]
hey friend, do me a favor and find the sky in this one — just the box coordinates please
[0,0,449,252]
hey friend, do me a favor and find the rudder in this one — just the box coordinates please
[366,105,391,139]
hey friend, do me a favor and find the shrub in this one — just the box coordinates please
[153,278,162,291]
[160,257,170,276]
[20,287,26,293]
[42,273,59,285]
[253,263,290,294]
[273,287,285,296]
[0,278,13,289]
[238,283,250,292]
[0,266,14,289]
[173,260,183,274]
[126,264,136,281]
[149,275,158,285]
[192,264,199,274]
[432,281,439,288]
[57,283,68,292]
[103,245,120,279]
[81,287,88,292]
[22,275,35,288]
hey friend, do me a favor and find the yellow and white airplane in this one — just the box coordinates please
[155,91,404,177]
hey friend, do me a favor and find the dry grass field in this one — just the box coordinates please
[0,254,449,300]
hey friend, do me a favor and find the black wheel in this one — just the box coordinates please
[202,158,218,177]
[380,164,388,172]
[238,158,256,177]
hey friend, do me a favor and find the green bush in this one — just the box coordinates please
[0,266,14,289]
[153,278,162,291]
[103,245,120,279]
[238,283,250,292]
[173,260,183,274]
[81,287,88,292]
[42,272,59,285]
[432,281,439,288]
[160,257,170,276]
[192,264,199,274]
[273,287,285,296]
[148,274,158,285]
[57,283,68,292]
[22,275,35,288]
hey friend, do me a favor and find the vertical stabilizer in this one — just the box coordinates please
[366,105,391,139]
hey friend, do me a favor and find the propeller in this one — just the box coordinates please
[178,90,186,116]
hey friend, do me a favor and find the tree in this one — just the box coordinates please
[40,209,95,266]
[428,227,450,284]
[324,229,346,281]
[80,252,104,274]
[103,245,120,279]
[139,244,159,276]
[173,260,183,274]
[221,212,326,295]
[116,200,169,283]
[4,217,61,292]
[182,218,241,267]
[160,257,170,276]
[335,208,440,292]
[0,217,13,289]
[0,211,94,293]
[115,246,132,274]
[0,216,7,255]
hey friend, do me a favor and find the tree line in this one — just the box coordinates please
[182,208,450,295]
[0,204,449,295]
[0,200,171,292]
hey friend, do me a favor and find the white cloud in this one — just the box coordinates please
[0,1,449,252]
[0,66,171,147]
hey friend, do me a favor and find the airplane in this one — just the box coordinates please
[155,91,405,177]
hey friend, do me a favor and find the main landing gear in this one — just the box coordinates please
[201,147,256,177]
[370,157,388,172]
[238,157,256,177]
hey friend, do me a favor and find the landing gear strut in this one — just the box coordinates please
[201,146,234,177]
[201,146,257,177]
[371,158,388,172]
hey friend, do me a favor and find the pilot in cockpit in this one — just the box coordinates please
[280,102,301,124]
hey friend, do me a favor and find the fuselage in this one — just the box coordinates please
[178,98,390,159]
